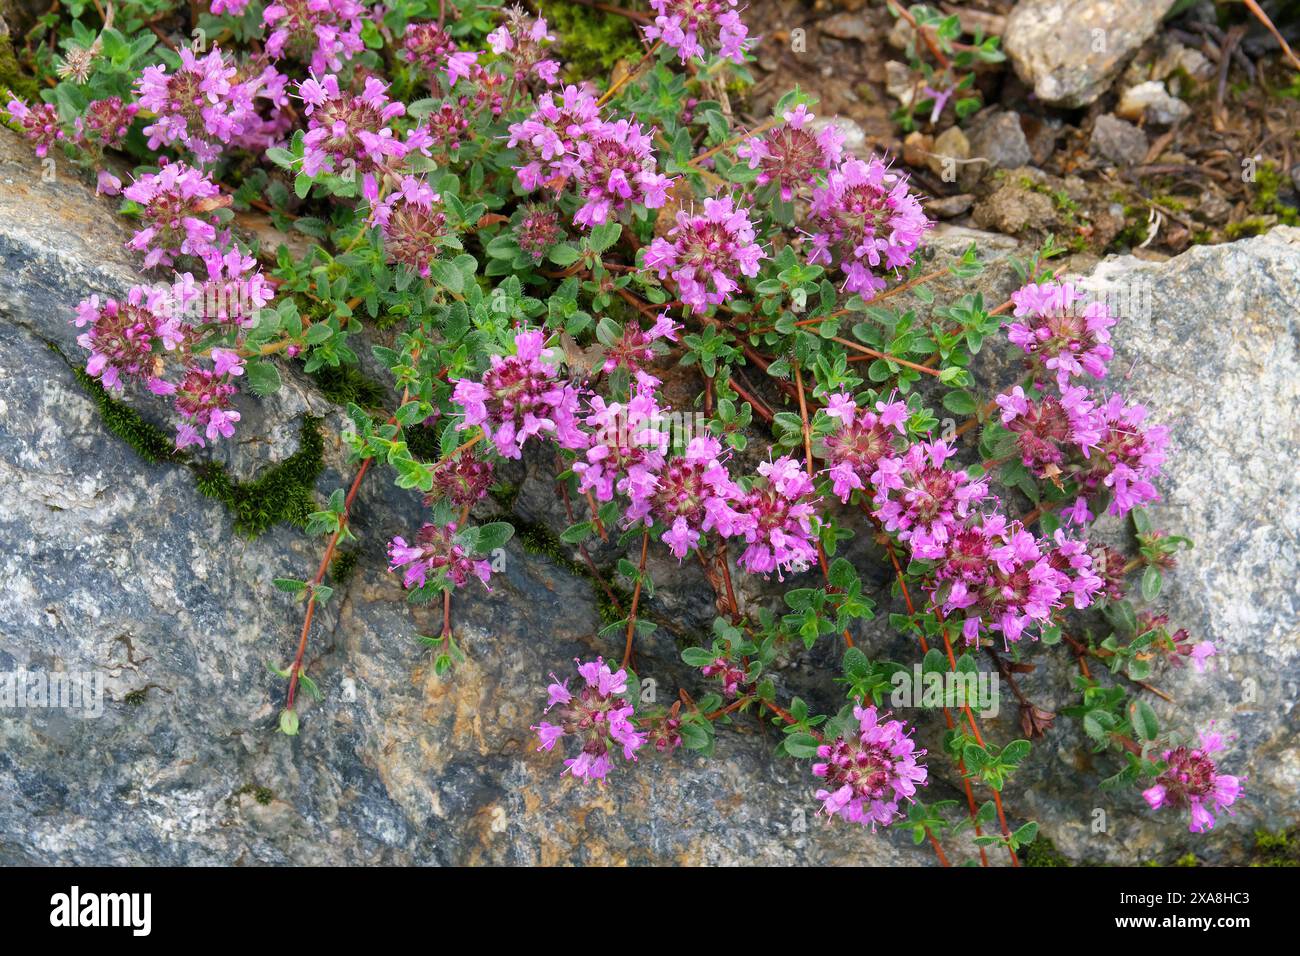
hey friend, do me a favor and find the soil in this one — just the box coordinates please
[735,0,1300,261]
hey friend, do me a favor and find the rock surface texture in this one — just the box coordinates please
[1004,0,1178,107]
[1,129,1296,865]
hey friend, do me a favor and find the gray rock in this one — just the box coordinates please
[968,110,1033,171]
[962,111,1031,189]
[1116,80,1192,127]
[1001,229,1300,864]
[1090,114,1149,167]
[1004,0,1177,107]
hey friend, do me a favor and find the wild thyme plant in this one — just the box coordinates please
[3,0,1240,863]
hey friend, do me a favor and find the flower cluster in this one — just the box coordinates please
[1008,281,1116,387]
[370,175,452,277]
[812,705,928,828]
[572,118,672,228]
[532,658,646,783]
[264,0,366,74]
[626,435,749,560]
[4,97,63,157]
[122,161,226,268]
[736,104,844,202]
[873,439,989,559]
[1143,729,1243,833]
[487,7,560,85]
[73,286,182,392]
[75,97,139,149]
[928,516,1103,645]
[808,156,929,298]
[150,349,245,449]
[644,0,751,64]
[298,73,426,200]
[506,84,601,191]
[451,329,587,459]
[387,522,493,591]
[643,195,766,313]
[135,47,271,164]
[573,387,670,503]
[819,392,909,502]
[735,456,820,577]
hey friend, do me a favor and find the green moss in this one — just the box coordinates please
[305,362,388,409]
[1024,836,1073,867]
[331,546,359,585]
[193,416,324,537]
[540,1,641,79]
[490,480,521,512]
[50,343,180,465]
[1252,828,1300,867]
[1225,216,1272,240]
[1249,162,1300,227]
[124,688,148,706]
[0,34,40,102]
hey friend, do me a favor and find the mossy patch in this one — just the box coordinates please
[53,340,326,537]
[304,361,388,409]
[1024,835,1074,866]
[540,1,641,79]
[1252,828,1299,867]
[0,34,40,103]
[50,342,181,464]
[193,416,325,537]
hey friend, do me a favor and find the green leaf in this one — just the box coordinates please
[1141,565,1163,601]
[245,360,282,397]
[783,732,821,758]
[1133,700,1160,742]
[279,708,300,736]
[941,389,978,415]
[682,647,717,667]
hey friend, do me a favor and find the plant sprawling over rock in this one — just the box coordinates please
[3,0,1237,862]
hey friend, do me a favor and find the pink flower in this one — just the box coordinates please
[735,456,820,578]
[644,0,752,64]
[75,97,139,149]
[134,46,265,164]
[573,386,670,502]
[736,104,843,201]
[506,84,602,192]
[157,350,247,449]
[531,657,646,784]
[924,515,1102,646]
[872,439,988,559]
[1008,281,1115,387]
[386,522,493,591]
[643,194,765,313]
[820,395,908,503]
[812,705,927,829]
[807,156,929,298]
[264,0,365,74]
[451,329,587,459]
[625,435,748,559]
[4,97,64,157]
[73,286,178,392]
[1143,729,1243,833]
[371,175,451,277]
[122,160,225,268]
[297,73,419,200]
[571,118,672,228]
